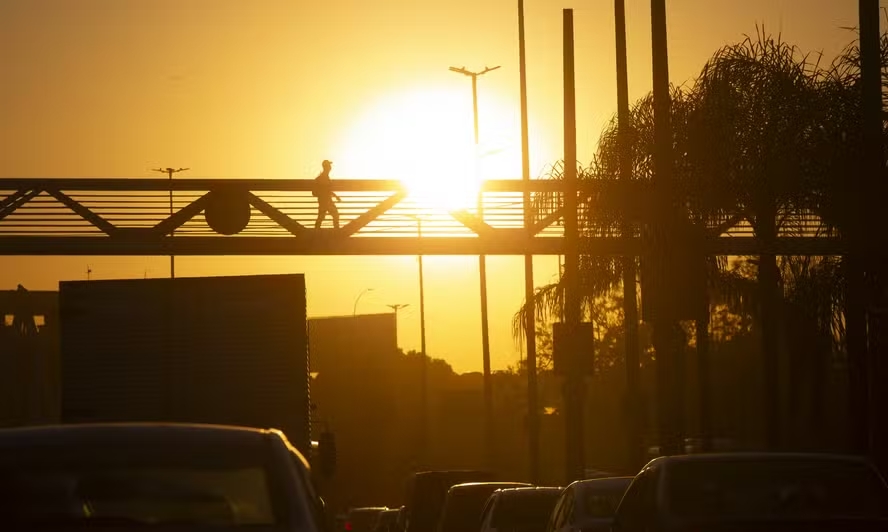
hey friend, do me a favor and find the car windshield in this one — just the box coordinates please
[439,488,500,532]
[0,436,288,528]
[491,491,561,531]
[666,458,888,521]
[580,481,631,519]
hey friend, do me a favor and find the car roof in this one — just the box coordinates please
[0,422,280,448]
[494,487,563,497]
[449,482,531,492]
[645,452,876,467]
[569,477,634,490]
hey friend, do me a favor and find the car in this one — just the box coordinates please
[546,477,633,532]
[438,482,532,532]
[480,486,562,532]
[347,507,389,532]
[375,508,404,532]
[612,453,888,532]
[0,422,328,530]
[404,470,495,532]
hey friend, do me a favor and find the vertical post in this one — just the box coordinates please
[614,0,643,470]
[168,170,175,278]
[562,8,585,483]
[449,65,499,472]
[474,73,494,470]
[418,218,429,464]
[519,0,541,484]
[859,0,882,467]
[650,0,684,456]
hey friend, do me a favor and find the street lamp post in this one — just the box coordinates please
[152,167,189,279]
[518,0,541,484]
[449,64,500,469]
[405,214,428,464]
[353,288,374,316]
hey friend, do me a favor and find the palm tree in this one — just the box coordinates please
[514,30,844,452]
[684,31,824,449]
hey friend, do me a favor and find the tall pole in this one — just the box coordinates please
[417,217,429,465]
[614,0,643,470]
[650,0,684,457]
[518,0,541,484]
[169,170,174,278]
[562,8,585,483]
[153,167,189,279]
[450,64,500,470]
[859,0,882,468]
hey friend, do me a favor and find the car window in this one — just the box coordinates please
[490,491,560,530]
[579,481,632,520]
[665,459,888,520]
[614,473,650,532]
[547,491,568,532]
[0,438,288,527]
[479,495,496,528]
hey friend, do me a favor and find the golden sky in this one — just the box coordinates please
[0,0,872,373]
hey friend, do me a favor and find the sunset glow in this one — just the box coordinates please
[338,86,521,212]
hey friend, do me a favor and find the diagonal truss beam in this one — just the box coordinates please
[340,191,407,236]
[0,189,42,221]
[247,193,306,236]
[45,189,117,236]
[152,193,213,237]
[709,213,746,236]
[449,209,497,237]
[532,207,564,234]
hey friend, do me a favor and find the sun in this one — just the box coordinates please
[337,86,520,212]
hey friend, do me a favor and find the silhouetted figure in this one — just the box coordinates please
[313,160,341,230]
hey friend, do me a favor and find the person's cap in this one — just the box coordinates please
[322,159,333,166]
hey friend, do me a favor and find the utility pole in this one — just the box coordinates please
[562,9,585,483]
[152,167,189,279]
[518,0,541,484]
[449,63,501,470]
[614,0,644,470]
[649,0,685,457]
[859,0,883,468]
[407,215,429,465]
[387,303,410,319]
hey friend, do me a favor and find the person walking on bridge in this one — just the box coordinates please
[313,159,341,229]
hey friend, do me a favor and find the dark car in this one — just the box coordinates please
[613,453,888,532]
[376,508,403,532]
[405,470,495,532]
[347,507,389,532]
[546,477,633,532]
[481,487,562,532]
[438,482,532,532]
[0,422,327,530]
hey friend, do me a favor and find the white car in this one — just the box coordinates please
[0,422,329,531]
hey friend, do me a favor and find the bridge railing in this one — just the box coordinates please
[0,178,836,255]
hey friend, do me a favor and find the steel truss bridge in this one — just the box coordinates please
[0,178,840,256]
